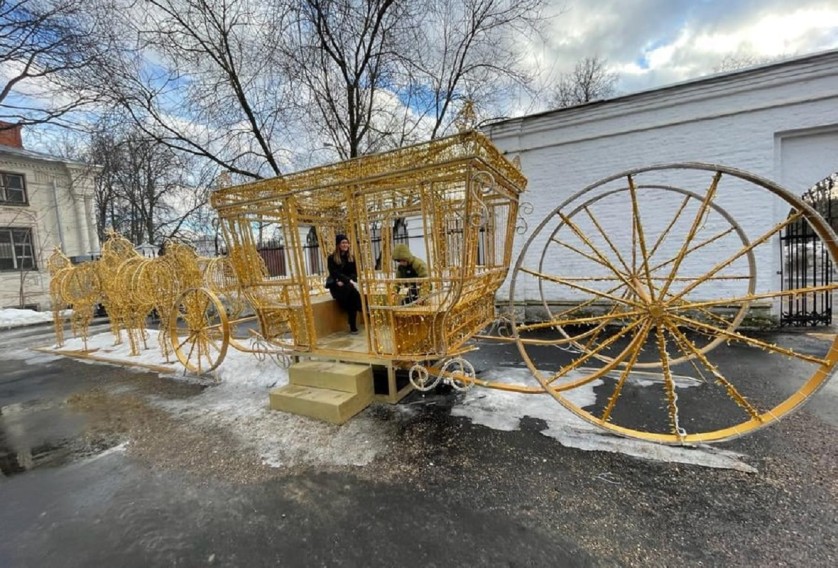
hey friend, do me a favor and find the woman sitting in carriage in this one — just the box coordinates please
[326,234,363,333]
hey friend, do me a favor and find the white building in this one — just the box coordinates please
[485,49,838,321]
[0,123,100,310]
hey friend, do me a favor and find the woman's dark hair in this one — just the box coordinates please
[332,235,354,264]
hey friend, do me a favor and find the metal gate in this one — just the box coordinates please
[779,173,838,326]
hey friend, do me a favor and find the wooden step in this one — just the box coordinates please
[268,384,372,424]
[288,361,373,395]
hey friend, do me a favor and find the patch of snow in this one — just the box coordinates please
[41,329,755,472]
[48,330,391,469]
[0,307,62,328]
[452,368,756,473]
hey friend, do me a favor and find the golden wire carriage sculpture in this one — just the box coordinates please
[52,129,838,445]
[172,131,525,399]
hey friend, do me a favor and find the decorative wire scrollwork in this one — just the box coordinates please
[251,335,292,369]
[409,363,438,391]
[516,201,534,235]
[469,171,495,228]
[484,314,516,338]
[439,357,476,392]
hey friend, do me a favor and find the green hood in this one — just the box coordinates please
[392,243,412,261]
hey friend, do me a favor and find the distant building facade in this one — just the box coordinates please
[485,50,838,315]
[0,123,100,309]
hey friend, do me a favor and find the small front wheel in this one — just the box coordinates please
[169,288,230,374]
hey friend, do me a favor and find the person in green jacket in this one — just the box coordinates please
[392,243,429,304]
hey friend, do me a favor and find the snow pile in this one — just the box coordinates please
[0,307,57,328]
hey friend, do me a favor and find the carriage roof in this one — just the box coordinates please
[210,130,527,217]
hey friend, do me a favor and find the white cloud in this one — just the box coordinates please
[525,0,838,110]
[692,8,838,56]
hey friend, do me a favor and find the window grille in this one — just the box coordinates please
[0,172,27,204]
[0,228,36,270]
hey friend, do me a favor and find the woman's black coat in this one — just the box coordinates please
[327,253,361,312]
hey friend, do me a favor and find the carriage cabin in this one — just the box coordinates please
[211,131,526,406]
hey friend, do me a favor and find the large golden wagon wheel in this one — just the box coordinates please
[510,163,838,444]
[169,287,230,374]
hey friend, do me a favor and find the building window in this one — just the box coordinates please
[0,172,27,204]
[0,228,36,270]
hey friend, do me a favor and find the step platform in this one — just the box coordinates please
[269,361,373,424]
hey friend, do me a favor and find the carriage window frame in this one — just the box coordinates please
[0,171,28,205]
[0,227,36,271]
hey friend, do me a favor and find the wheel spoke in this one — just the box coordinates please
[646,194,691,263]
[653,325,685,441]
[175,330,196,352]
[670,313,830,366]
[195,334,204,373]
[664,322,764,421]
[544,281,630,321]
[201,336,218,367]
[670,281,838,312]
[668,211,804,304]
[627,174,657,301]
[653,274,751,282]
[556,212,633,288]
[550,236,619,272]
[206,333,224,353]
[520,267,644,308]
[579,302,634,353]
[658,172,722,300]
[185,333,198,371]
[547,318,644,385]
[583,205,632,274]
[546,275,629,282]
[680,301,737,330]
[648,227,737,275]
[517,308,644,333]
[599,321,653,423]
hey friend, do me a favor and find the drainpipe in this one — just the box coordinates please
[52,179,66,251]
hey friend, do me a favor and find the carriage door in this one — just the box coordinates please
[779,172,837,326]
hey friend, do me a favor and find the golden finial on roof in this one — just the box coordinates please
[216,171,232,189]
[455,100,477,132]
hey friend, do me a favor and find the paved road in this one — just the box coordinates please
[1,322,837,567]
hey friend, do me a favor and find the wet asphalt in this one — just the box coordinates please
[1,321,837,567]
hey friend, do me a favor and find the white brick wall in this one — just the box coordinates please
[487,51,838,318]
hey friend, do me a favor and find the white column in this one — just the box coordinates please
[74,191,90,256]
[84,195,99,254]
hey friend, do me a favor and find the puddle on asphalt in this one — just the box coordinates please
[0,401,113,478]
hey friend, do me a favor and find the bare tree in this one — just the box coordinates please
[84,116,214,246]
[407,0,545,140]
[290,0,546,156]
[291,0,406,159]
[93,0,546,168]
[713,53,790,73]
[0,0,111,128]
[94,0,300,180]
[551,56,618,109]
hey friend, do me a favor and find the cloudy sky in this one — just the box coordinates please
[522,0,838,111]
